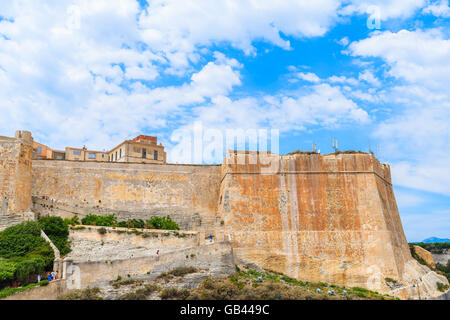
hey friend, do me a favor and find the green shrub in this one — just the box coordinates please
[145,216,179,230]
[39,280,49,286]
[0,222,47,258]
[11,257,46,281]
[63,216,80,226]
[0,260,17,283]
[81,214,117,227]
[80,214,180,231]
[436,282,449,292]
[38,216,71,255]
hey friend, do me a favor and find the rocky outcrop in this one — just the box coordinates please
[412,246,436,269]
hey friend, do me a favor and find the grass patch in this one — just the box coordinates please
[63,287,103,300]
[119,284,160,300]
[157,266,198,281]
[0,283,39,299]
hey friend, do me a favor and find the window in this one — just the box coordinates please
[142,148,147,158]
[56,155,63,160]
[36,146,42,154]
[73,150,81,155]
[115,151,118,161]
[154,150,158,160]
[120,149,122,158]
[102,154,105,158]
[88,153,96,159]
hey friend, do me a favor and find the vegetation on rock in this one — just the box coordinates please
[0,222,55,292]
[80,214,179,230]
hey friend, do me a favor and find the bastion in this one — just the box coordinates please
[0,131,448,299]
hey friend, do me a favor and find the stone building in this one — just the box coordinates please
[31,134,166,164]
[108,135,166,164]
[33,141,53,160]
[65,147,108,162]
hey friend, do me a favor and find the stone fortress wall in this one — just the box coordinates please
[218,151,448,299]
[0,131,34,230]
[0,131,448,299]
[31,160,222,234]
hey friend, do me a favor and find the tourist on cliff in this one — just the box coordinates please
[47,273,52,282]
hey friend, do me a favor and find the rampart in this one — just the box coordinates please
[31,160,222,234]
[1,130,447,299]
[218,151,448,298]
[66,225,201,262]
[0,131,34,230]
[63,241,234,289]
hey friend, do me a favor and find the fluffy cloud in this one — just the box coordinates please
[349,28,450,195]
[422,0,450,17]
[340,0,426,20]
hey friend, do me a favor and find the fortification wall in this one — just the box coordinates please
[66,225,201,262]
[3,280,68,300]
[64,241,234,289]
[218,152,447,299]
[0,131,34,230]
[31,161,222,233]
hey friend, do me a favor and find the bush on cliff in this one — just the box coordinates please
[81,214,117,227]
[0,222,55,289]
[145,216,179,230]
[0,222,47,258]
[80,214,180,230]
[38,216,71,256]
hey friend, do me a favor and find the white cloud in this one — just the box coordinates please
[340,0,426,20]
[358,70,381,86]
[296,72,321,83]
[422,0,450,17]
[349,28,450,195]
[349,29,450,90]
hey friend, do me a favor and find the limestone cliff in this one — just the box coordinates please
[217,151,448,299]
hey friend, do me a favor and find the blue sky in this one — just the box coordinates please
[0,0,449,241]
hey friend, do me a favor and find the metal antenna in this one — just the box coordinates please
[368,139,373,154]
[332,138,338,153]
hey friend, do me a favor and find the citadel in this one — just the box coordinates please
[0,130,448,300]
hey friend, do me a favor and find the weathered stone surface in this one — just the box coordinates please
[413,246,436,268]
[31,161,222,234]
[0,131,34,230]
[217,151,448,299]
[67,226,200,262]
[64,241,234,289]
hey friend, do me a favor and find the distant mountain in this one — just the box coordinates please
[420,237,450,243]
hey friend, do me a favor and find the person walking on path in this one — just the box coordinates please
[37,274,41,283]
[209,234,213,242]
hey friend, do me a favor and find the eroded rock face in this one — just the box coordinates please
[218,151,448,299]
[413,246,436,269]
